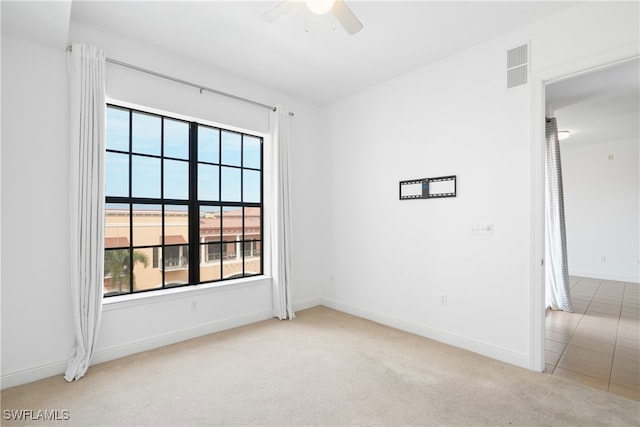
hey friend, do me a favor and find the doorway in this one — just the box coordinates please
[542,59,639,400]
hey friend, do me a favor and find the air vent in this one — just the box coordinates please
[506,43,529,89]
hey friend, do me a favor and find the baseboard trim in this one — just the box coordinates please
[1,309,273,390]
[293,297,322,312]
[92,309,274,366]
[570,271,639,284]
[1,360,68,391]
[320,297,530,370]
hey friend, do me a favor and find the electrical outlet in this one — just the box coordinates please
[440,295,448,306]
[191,300,197,311]
[601,256,606,263]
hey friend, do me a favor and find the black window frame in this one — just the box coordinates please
[104,103,264,297]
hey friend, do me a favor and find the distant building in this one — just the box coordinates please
[104,206,262,294]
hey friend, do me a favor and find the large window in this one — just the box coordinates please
[104,105,263,297]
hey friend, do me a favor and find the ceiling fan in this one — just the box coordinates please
[262,0,363,35]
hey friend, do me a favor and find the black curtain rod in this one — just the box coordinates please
[67,45,294,117]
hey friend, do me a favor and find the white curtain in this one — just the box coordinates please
[65,43,107,381]
[545,117,573,312]
[270,105,295,320]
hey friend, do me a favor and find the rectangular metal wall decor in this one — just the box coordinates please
[399,175,456,200]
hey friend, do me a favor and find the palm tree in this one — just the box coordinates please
[104,249,149,293]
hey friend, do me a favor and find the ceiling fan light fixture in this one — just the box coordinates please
[306,0,336,15]
[262,0,362,35]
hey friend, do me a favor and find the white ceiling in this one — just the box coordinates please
[547,59,640,147]
[3,1,636,144]
[62,0,580,106]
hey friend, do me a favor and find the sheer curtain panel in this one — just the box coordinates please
[65,43,107,381]
[270,105,295,320]
[545,117,573,312]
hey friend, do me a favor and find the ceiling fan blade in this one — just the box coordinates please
[332,0,363,35]
[262,1,301,23]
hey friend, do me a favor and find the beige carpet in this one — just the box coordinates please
[2,306,639,426]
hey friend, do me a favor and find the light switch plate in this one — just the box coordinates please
[471,224,493,236]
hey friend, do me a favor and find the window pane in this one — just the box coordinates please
[221,167,241,202]
[244,207,262,240]
[204,242,222,262]
[105,152,129,197]
[221,206,242,236]
[106,107,129,151]
[164,205,189,244]
[200,206,221,242]
[105,203,130,249]
[132,112,161,155]
[222,239,242,278]
[198,164,219,201]
[244,241,262,277]
[198,126,219,164]
[200,243,222,282]
[164,119,189,160]
[221,131,241,166]
[164,244,189,272]
[153,247,159,268]
[243,170,261,203]
[164,159,188,200]
[221,207,242,279]
[132,155,161,198]
[243,136,261,169]
[132,204,161,246]
[104,248,131,295]
[132,247,159,291]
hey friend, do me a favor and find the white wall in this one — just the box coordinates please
[1,35,74,387]
[563,138,640,282]
[1,23,329,388]
[321,1,639,368]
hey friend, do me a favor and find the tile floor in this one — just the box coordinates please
[545,276,640,401]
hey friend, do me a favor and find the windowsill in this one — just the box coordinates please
[102,275,271,311]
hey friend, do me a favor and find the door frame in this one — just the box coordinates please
[529,42,639,372]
